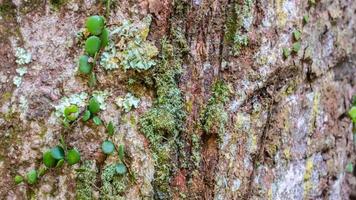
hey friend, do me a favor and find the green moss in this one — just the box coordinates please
[201,80,230,140]
[50,0,68,9]
[75,160,98,200]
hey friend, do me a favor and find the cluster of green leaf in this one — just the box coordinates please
[78,15,110,87]
[14,139,80,185]
[76,160,98,200]
[283,30,302,59]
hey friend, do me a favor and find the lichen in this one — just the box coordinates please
[100,164,130,199]
[75,160,98,200]
[92,90,110,110]
[99,15,159,71]
[115,93,140,112]
[201,80,230,141]
[14,47,31,65]
[139,39,185,199]
[303,157,314,198]
[224,0,253,56]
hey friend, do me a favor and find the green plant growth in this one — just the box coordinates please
[139,39,186,198]
[76,160,98,200]
[349,106,356,123]
[14,175,23,184]
[102,140,115,154]
[283,47,290,59]
[67,148,81,165]
[26,169,38,185]
[201,80,230,140]
[78,55,93,74]
[78,15,110,86]
[293,30,302,41]
[292,42,301,54]
[107,121,115,136]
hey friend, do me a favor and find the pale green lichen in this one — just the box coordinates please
[139,39,185,199]
[100,164,130,199]
[99,44,119,70]
[201,80,230,140]
[13,67,28,87]
[224,0,253,56]
[13,76,22,87]
[76,160,98,200]
[14,47,31,65]
[115,93,140,112]
[92,90,110,110]
[99,15,159,71]
[54,92,88,118]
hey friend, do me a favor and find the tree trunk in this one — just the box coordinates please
[0,0,355,199]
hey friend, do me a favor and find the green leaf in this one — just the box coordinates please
[92,116,102,125]
[303,15,309,24]
[51,146,65,160]
[14,175,23,184]
[56,159,65,168]
[348,106,356,123]
[293,30,302,41]
[292,42,301,53]
[26,169,37,185]
[88,97,100,114]
[82,110,91,122]
[38,166,47,177]
[346,163,353,173]
[88,72,97,87]
[67,148,81,165]
[102,140,115,154]
[64,105,79,121]
[282,48,290,59]
[107,121,115,136]
[86,15,105,35]
[43,150,57,168]
[100,28,110,48]
[78,55,92,74]
[118,144,124,161]
[115,163,127,175]
[85,36,101,56]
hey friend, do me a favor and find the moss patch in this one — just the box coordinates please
[75,160,98,200]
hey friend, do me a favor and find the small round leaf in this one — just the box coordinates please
[51,146,65,160]
[88,97,100,114]
[85,36,101,56]
[100,28,110,48]
[56,159,65,168]
[14,175,23,184]
[78,55,92,74]
[92,116,102,125]
[118,144,124,161]
[107,121,115,136]
[26,169,37,185]
[67,148,81,165]
[102,140,115,154]
[82,110,91,122]
[43,150,57,168]
[86,15,105,35]
[115,163,127,175]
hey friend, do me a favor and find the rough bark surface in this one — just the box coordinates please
[0,0,355,199]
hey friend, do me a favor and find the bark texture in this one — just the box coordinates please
[0,0,355,199]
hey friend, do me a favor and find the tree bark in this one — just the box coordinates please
[0,0,355,199]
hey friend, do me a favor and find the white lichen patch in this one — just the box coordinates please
[92,90,111,110]
[13,76,23,87]
[54,92,88,117]
[14,47,32,65]
[115,93,140,112]
[16,67,28,76]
